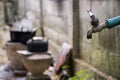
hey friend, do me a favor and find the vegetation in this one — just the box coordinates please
[69,70,95,80]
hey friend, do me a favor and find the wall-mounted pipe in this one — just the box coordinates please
[106,16,120,29]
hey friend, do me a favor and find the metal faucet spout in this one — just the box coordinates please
[87,22,107,39]
[87,10,120,39]
[87,29,93,39]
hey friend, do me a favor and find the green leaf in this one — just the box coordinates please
[76,70,87,76]
[85,74,90,79]
[81,77,87,80]
[69,76,78,80]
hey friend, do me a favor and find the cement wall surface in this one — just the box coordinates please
[42,0,73,53]
[18,0,40,28]
[18,0,73,55]
[75,0,120,79]
[0,1,4,24]
[18,0,120,79]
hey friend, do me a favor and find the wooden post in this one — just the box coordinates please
[39,0,44,37]
[72,0,80,58]
[3,0,9,24]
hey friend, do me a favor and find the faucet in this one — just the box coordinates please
[87,10,120,39]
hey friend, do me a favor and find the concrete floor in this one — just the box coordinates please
[0,63,25,80]
[0,63,56,80]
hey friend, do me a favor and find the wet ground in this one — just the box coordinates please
[0,63,26,80]
[0,64,56,80]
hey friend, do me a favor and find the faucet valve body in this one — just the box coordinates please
[87,10,99,27]
[87,10,120,39]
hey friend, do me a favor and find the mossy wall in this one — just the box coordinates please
[77,0,120,79]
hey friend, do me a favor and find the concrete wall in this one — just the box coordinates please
[42,0,73,53]
[74,0,120,80]
[18,0,73,53]
[0,1,4,24]
[18,0,120,79]
[18,0,40,17]
[18,0,40,27]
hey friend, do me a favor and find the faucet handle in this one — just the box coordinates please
[87,10,99,27]
[87,10,95,19]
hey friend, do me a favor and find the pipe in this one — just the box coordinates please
[106,16,120,29]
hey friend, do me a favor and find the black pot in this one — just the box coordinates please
[27,37,48,52]
[10,28,36,44]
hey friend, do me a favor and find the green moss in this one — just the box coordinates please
[69,70,95,80]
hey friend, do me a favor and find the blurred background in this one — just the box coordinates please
[0,0,120,80]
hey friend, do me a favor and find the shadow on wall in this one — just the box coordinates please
[56,0,63,11]
[57,0,64,17]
